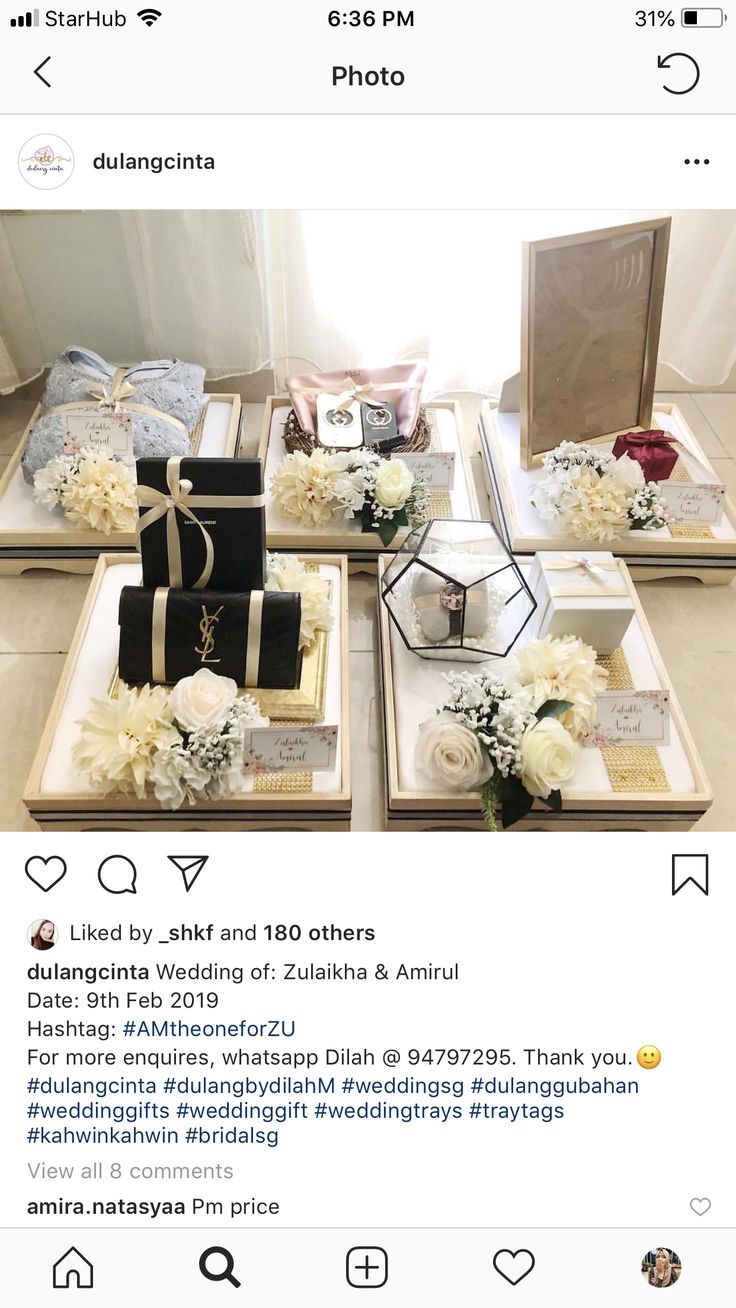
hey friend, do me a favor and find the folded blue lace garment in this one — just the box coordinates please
[22,346,206,482]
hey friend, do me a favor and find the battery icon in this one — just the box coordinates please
[682,7,725,23]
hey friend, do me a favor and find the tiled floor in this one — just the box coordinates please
[1,390,735,832]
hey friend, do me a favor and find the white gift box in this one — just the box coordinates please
[529,551,635,655]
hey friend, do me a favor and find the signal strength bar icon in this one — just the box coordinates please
[138,7,162,25]
[10,8,40,25]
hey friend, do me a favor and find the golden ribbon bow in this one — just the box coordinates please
[136,455,266,591]
[136,456,215,590]
[331,378,379,412]
[536,554,629,605]
[545,554,616,584]
[87,376,136,414]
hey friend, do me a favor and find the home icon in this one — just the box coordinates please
[52,1247,94,1289]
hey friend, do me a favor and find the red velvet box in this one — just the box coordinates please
[611,430,679,482]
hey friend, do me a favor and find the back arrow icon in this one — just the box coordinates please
[34,56,51,88]
[658,52,700,95]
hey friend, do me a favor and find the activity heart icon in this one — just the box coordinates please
[493,1248,536,1285]
[25,855,67,892]
[690,1197,712,1216]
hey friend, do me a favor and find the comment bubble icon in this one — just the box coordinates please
[97,855,137,895]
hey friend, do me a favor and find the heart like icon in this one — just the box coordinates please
[25,855,67,893]
[690,1197,712,1216]
[493,1249,536,1286]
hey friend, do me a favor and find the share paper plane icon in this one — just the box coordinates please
[167,855,209,891]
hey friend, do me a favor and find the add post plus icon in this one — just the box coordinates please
[346,1247,388,1288]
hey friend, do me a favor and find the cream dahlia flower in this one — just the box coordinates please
[567,467,630,542]
[266,553,334,649]
[62,449,138,534]
[73,683,179,799]
[511,635,609,741]
[270,449,351,527]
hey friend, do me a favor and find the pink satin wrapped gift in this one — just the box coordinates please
[286,361,427,438]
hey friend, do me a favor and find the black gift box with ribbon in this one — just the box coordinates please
[118,587,301,689]
[136,456,266,592]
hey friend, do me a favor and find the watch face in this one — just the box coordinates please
[365,406,392,428]
[439,582,465,612]
[326,408,354,428]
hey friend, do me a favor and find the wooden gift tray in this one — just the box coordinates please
[479,400,736,585]
[0,393,242,576]
[24,552,351,831]
[377,555,712,832]
[258,397,480,569]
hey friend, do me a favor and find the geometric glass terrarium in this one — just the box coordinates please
[380,518,537,662]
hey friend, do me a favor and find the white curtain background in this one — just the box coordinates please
[0,221,45,393]
[1,209,735,395]
[265,209,736,394]
[0,210,268,393]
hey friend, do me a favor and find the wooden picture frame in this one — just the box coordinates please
[520,218,672,469]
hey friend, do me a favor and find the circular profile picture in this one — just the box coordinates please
[642,1247,681,1288]
[18,133,75,190]
[28,919,57,951]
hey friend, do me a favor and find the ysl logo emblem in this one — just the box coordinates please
[195,605,224,664]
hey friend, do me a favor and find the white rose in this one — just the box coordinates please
[169,668,238,732]
[609,453,645,495]
[520,717,578,799]
[374,458,414,510]
[415,711,493,791]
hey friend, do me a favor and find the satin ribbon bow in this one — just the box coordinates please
[541,554,617,584]
[617,430,677,452]
[87,378,136,414]
[136,457,215,590]
[331,377,378,412]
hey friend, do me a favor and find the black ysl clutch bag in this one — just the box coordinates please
[118,586,301,689]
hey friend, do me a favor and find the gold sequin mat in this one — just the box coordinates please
[417,410,455,520]
[252,624,320,793]
[427,492,453,519]
[595,648,670,793]
[669,522,716,540]
[666,453,715,540]
[189,402,208,456]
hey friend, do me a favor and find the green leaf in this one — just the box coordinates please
[535,699,574,721]
[498,774,535,829]
[376,517,399,547]
[540,788,563,812]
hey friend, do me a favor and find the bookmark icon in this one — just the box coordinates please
[167,854,209,891]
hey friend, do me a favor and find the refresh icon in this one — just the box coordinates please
[658,52,701,94]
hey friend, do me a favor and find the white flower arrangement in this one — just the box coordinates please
[415,634,608,829]
[271,447,427,546]
[33,447,138,534]
[73,668,269,811]
[266,552,334,650]
[530,443,670,542]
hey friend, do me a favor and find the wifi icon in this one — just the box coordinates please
[137,7,162,25]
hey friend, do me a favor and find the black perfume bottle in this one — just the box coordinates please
[361,400,399,444]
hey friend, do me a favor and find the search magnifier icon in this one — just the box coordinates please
[199,1246,241,1289]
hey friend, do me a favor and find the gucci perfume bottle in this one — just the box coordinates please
[316,393,365,450]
